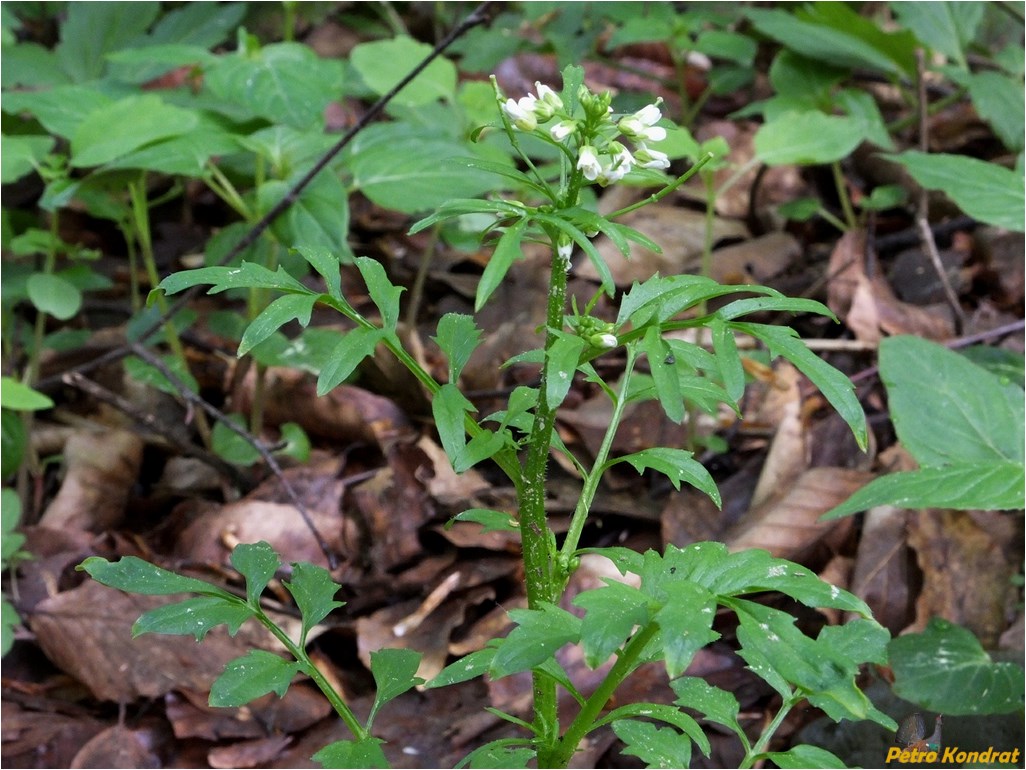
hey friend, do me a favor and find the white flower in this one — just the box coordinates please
[503,96,538,132]
[535,82,563,111]
[590,332,618,349]
[557,239,573,269]
[618,101,667,143]
[596,143,634,186]
[634,144,670,170]
[577,145,602,181]
[550,119,577,141]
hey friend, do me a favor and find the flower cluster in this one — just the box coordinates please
[500,81,672,188]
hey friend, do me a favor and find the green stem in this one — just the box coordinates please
[605,152,714,220]
[550,621,661,767]
[739,692,801,769]
[558,345,638,576]
[830,161,858,231]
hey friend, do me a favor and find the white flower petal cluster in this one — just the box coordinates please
[502,81,564,132]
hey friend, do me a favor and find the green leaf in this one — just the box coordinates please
[208,649,301,707]
[434,314,483,383]
[880,335,1024,465]
[612,720,692,768]
[231,542,281,606]
[354,257,403,331]
[350,36,456,106]
[312,738,389,769]
[238,293,319,357]
[277,422,311,463]
[424,645,497,689]
[733,322,867,450]
[26,273,81,320]
[764,745,848,769]
[643,326,684,424]
[0,379,54,411]
[2,599,20,657]
[55,2,160,82]
[105,127,242,177]
[211,414,261,467]
[460,742,535,769]
[367,648,425,728]
[70,95,199,167]
[889,618,1024,716]
[1,489,26,564]
[670,677,742,737]
[822,462,1025,519]
[157,262,311,297]
[710,319,745,405]
[1,410,27,477]
[78,556,235,599]
[885,151,1024,232]
[1,134,55,184]
[316,327,385,395]
[449,508,519,534]
[123,354,200,398]
[293,246,344,302]
[617,448,721,507]
[892,2,983,68]
[283,561,344,643]
[573,580,650,668]
[600,703,709,755]
[257,171,352,261]
[717,296,836,322]
[477,218,527,312]
[432,383,474,470]
[490,603,582,678]
[133,596,255,641]
[2,85,113,139]
[755,111,864,166]
[545,331,586,411]
[655,583,720,677]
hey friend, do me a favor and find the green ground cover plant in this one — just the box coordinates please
[2,2,1023,768]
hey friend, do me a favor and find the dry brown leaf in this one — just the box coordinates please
[848,505,915,633]
[748,362,805,510]
[39,429,144,532]
[29,580,277,702]
[415,436,490,506]
[0,701,107,768]
[706,231,800,286]
[724,467,873,560]
[208,735,293,769]
[69,723,162,769]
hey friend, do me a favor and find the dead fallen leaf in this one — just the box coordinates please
[0,701,107,768]
[848,505,915,633]
[415,436,490,506]
[208,734,293,769]
[69,723,162,769]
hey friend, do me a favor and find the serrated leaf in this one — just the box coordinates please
[78,556,234,599]
[545,331,586,411]
[158,262,310,296]
[490,603,581,678]
[367,648,424,728]
[238,293,319,357]
[283,562,344,644]
[612,719,693,769]
[643,326,684,424]
[434,313,482,383]
[455,429,507,473]
[477,218,527,312]
[316,327,385,395]
[600,704,709,756]
[209,650,301,707]
[231,542,281,606]
[670,677,742,737]
[617,448,721,507]
[450,508,519,534]
[822,462,1025,519]
[133,596,254,640]
[312,738,389,769]
[293,246,344,302]
[889,617,1024,715]
[354,257,403,331]
[654,583,719,677]
[574,580,651,668]
[733,322,867,450]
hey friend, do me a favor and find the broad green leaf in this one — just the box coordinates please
[78,556,234,599]
[277,422,311,463]
[889,618,1024,715]
[1,134,54,184]
[600,704,709,755]
[822,462,1026,519]
[432,384,474,470]
[670,677,742,737]
[133,596,254,640]
[654,582,719,677]
[755,111,864,166]
[1,599,19,657]
[817,619,890,667]
[231,542,281,606]
[612,720,692,769]
[434,314,483,383]
[55,1,160,82]
[257,171,352,261]
[123,354,200,398]
[158,262,310,296]
[764,745,848,769]
[26,273,81,320]
[880,336,1024,465]
[892,2,983,68]
[694,29,757,66]
[477,219,527,312]
[885,151,1024,232]
[733,322,867,450]
[238,294,319,357]
[293,246,344,302]
[354,257,403,331]
[544,331,586,411]
[312,738,389,769]
[283,561,344,642]
[104,42,215,83]
[710,319,745,405]
[350,36,456,106]
[367,648,425,728]
[1,86,113,139]
[424,645,497,689]
[208,650,301,707]
[1,40,69,89]
[971,69,1026,151]
[490,603,582,678]
[449,508,519,534]
[617,448,721,507]
[573,580,650,667]
[204,42,344,128]
[106,128,242,177]
[643,326,684,423]
[70,95,199,167]
[316,327,385,395]
[0,379,54,411]
[454,428,506,474]
[146,1,247,48]
[211,414,261,467]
